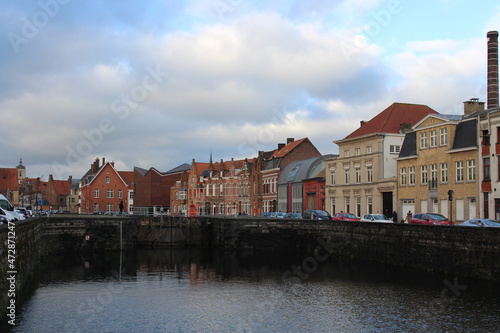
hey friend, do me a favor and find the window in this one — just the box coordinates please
[107,189,114,198]
[355,148,360,156]
[330,169,336,185]
[344,150,350,157]
[367,166,373,183]
[179,190,186,200]
[106,204,113,212]
[400,168,407,186]
[331,197,335,215]
[129,191,134,199]
[345,197,350,213]
[467,160,476,181]
[356,197,361,217]
[93,203,99,212]
[456,161,464,182]
[421,165,428,184]
[366,146,372,154]
[430,130,437,147]
[94,189,99,198]
[484,158,491,181]
[440,163,448,183]
[409,167,415,185]
[440,128,448,146]
[355,167,361,184]
[390,145,400,153]
[118,190,123,198]
[367,196,373,214]
[105,177,110,184]
[430,164,437,189]
[344,168,350,184]
[420,132,427,149]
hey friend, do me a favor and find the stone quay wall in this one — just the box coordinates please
[209,217,500,281]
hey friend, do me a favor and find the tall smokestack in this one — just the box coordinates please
[487,30,499,109]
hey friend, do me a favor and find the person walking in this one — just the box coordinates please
[392,211,398,223]
[406,210,413,223]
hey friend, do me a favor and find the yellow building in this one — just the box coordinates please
[397,106,480,222]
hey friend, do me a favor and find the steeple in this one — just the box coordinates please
[17,158,26,180]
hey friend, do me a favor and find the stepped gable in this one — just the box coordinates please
[344,103,438,139]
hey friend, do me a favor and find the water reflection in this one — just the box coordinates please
[4,249,500,332]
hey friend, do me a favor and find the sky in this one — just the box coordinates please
[1,0,499,180]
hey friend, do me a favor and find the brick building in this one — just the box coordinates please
[43,174,72,210]
[79,158,134,214]
[133,163,190,215]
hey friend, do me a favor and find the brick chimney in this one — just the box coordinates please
[463,98,485,115]
[278,143,285,150]
[360,121,367,127]
[487,30,499,109]
[287,138,294,144]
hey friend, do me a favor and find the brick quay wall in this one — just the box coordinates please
[1,216,499,322]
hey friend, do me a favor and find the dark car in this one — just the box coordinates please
[409,213,454,225]
[285,212,303,219]
[302,209,332,221]
[460,219,500,227]
[332,213,359,221]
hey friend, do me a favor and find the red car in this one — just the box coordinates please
[409,213,454,225]
[332,212,359,221]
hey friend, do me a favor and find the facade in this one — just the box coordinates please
[277,155,335,213]
[325,103,438,218]
[133,163,191,215]
[79,158,134,214]
[0,159,26,205]
[261,138,322,214]
[43,175,72,210]
[170,158,254,216]
[397,106,480,222]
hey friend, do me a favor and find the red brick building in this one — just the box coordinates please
[260,138,322,214]
[43,175,72,210]
[79,158,134,214]
[133,163,191,215]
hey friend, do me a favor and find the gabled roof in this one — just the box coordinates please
[398,131,417,158]
[118,171,134,185]
[165,163,191,174]
[343,103,438,140]
[52,180,71,196]
[269,138,307,159]
[0,168,19,192]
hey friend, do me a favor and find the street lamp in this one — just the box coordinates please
[448,190,454,222]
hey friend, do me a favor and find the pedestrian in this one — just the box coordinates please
[406,210,413,222]
[392,211,398,223]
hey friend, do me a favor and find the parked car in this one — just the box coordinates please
[270,212,286,218]
[285,212,303,219]
[460,219,500,227]
[332,212,359,221]
[0,194,22,221]
[0,214,8,224]
[409,213,454,225]
[302,209,332,221]
[263,212,273,218]
[360,214,393,223]
[16,207,29,219]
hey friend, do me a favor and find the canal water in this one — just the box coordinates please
[3,248,500,333]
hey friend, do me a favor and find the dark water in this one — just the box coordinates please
[3,248,500,333]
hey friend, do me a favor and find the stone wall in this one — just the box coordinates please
[210,218,500,281]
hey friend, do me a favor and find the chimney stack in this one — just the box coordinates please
[287,138,294,145]
[463,98,485,115]
[487,30,499,109]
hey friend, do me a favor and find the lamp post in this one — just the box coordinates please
[448,190,454,222]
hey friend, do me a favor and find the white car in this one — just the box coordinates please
[360,214,393,223]
[0,194,23,221]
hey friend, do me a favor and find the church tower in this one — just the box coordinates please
[17,158,26,181]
